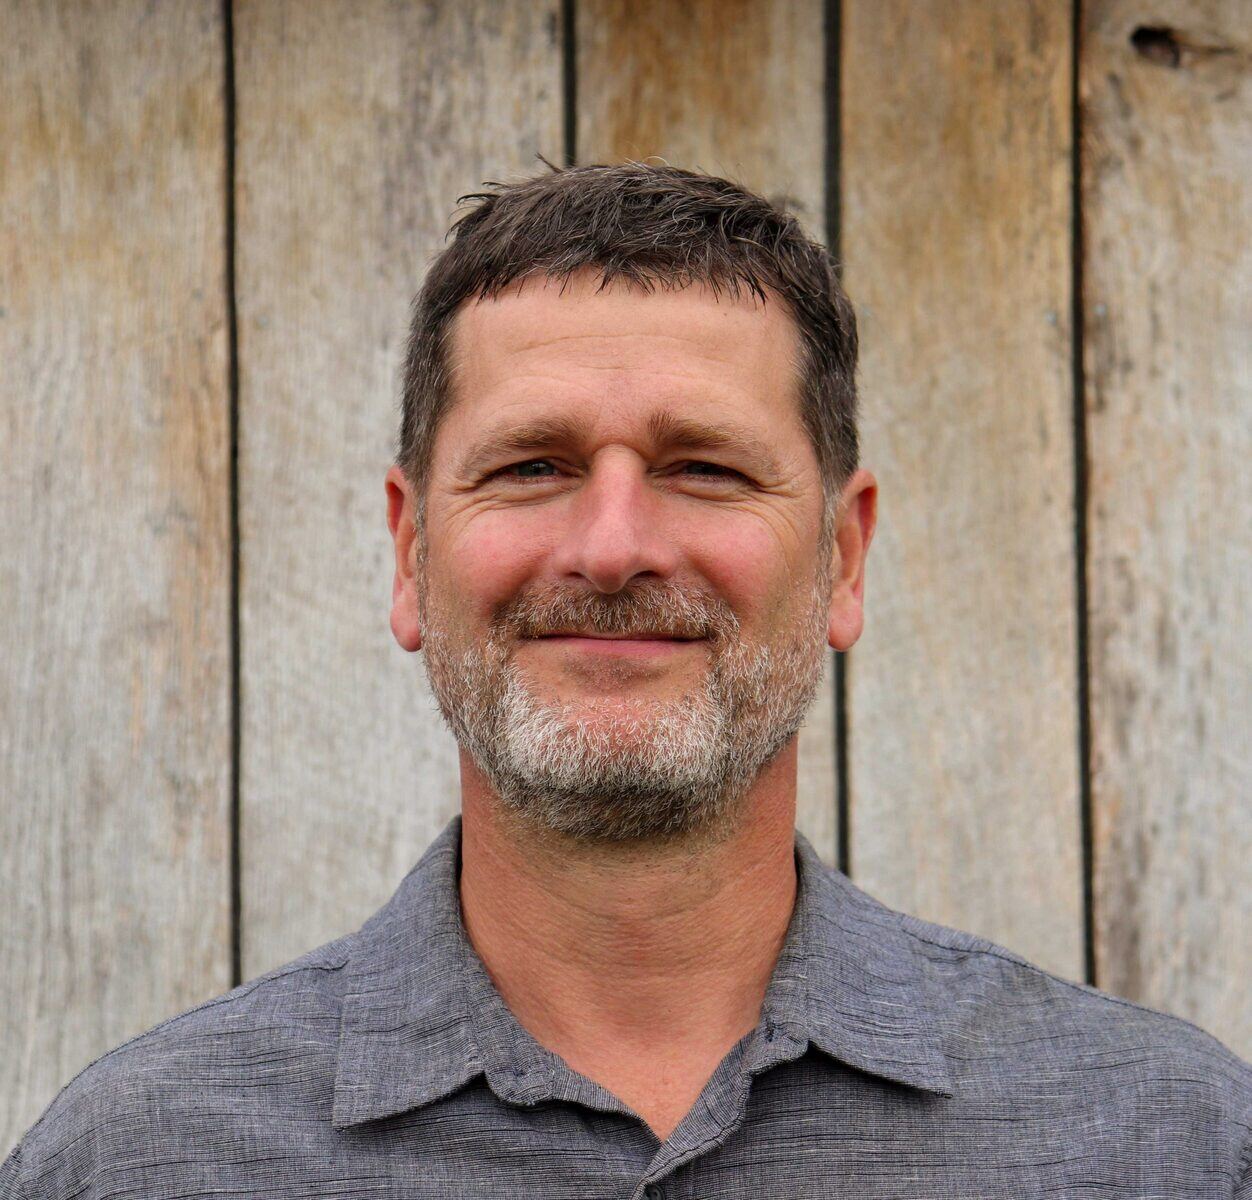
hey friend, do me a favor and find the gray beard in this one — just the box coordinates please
[418,571,831,846]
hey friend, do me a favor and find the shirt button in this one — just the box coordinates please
[643,1187,664,1200]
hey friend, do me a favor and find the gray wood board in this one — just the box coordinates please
[842,0,1084,980]
[234,0,565,977]
[1083,0,1252,1059]
[0,0,232,1151]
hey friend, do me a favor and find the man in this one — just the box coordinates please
[4,162,1249,1198]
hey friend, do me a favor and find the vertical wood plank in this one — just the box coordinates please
[1083,0,1251,1057]
[842,1,1083,977]
[577,0,839,862]
[0,1,231,1150]
[235,0,564,976]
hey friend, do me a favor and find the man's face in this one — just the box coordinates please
[387,270,872,845]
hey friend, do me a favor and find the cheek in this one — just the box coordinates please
[686,514,795,614]
[430,512,549,616]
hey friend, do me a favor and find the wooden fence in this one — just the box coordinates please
[2,0,1248,1152]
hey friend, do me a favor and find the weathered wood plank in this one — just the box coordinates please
[0,0,231,1151]
[842,1,1083,977]
[234,0,565,976]
[577,0,838,862]
[1082,0,1251,1057]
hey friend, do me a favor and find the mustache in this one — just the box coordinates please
[492,583,741,642]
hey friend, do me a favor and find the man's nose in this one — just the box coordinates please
[549,453,681,593]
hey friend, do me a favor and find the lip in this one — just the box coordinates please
[532,634,705,657]
[536,632,698,640]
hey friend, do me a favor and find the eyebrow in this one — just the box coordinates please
[454,409,785,480]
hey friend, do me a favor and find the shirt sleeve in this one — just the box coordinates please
[0,1145,27,1200]
[1237,1131,1252,1200]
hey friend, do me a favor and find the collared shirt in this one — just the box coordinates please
[4,814,1250,1199]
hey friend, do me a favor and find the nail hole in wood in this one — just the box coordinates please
[1130,26,1182,68]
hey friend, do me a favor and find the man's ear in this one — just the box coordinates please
[385,464,423,652]
[827,468,878,652]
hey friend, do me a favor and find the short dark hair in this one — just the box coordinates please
[395,160,859,539]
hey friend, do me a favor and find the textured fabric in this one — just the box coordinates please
[4,814,1251,1199]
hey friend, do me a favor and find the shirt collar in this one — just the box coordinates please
[759,831,954,1097]
[332,814,952,1129]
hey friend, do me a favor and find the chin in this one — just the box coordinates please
[549,693,695,728]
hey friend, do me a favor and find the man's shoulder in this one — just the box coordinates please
[895,904,1252,1106]
[5,933,355,1197]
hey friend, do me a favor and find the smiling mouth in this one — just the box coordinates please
[533,632,703,641]
[528,632,707,657]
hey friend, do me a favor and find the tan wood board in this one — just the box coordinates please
[842,1,1083,978]
[1082,0,1252,1058]
[0,1,231,1151]
[576,0,839,862]
[234,0,565,977]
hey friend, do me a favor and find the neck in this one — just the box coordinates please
[456,744,800,1058]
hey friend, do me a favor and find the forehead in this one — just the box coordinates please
[440,270,805,438]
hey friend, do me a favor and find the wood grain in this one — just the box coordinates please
[0,0,231,1150]
[234,0,564,976]
[1082,0,1251,1058]
[842,1,1083,977]
[577,0,839,862]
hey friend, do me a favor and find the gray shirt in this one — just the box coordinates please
[4,814,1250,1199]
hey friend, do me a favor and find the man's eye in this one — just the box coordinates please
[679,461,743,482]
[498,459,558,481]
